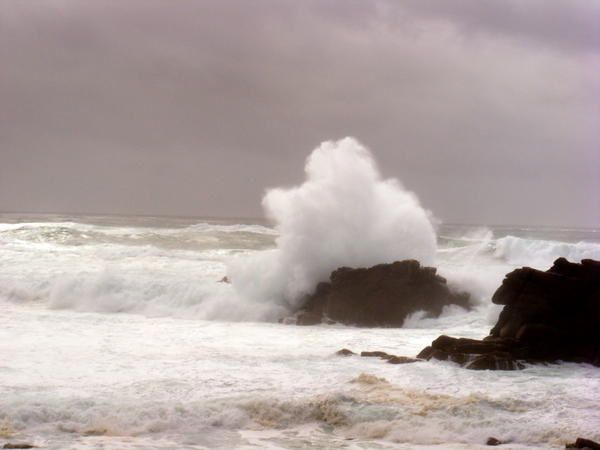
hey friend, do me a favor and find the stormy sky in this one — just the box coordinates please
[1,1,598,227]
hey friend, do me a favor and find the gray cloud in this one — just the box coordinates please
[400,0,600,54]
[0,0,598,226]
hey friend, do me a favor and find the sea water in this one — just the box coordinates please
[1,214,599,449]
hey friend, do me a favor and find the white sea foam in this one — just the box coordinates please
[1,138,599,449]
[1,213,599,449]
[1,216,599,325]
[1,303,598,449]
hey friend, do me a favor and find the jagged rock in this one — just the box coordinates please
[417,336,525,370]
[566,437,600,449]
[418,258,600,370]
[291,260,470,327]
[489,257,600,364]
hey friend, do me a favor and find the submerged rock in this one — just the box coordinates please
[360,350,420,364]
[335,348,356,356]
[386,355,420,365]
[335,348,420,364]
[291,260,470,327]
[418,258,600,370]
[360,351,392,358]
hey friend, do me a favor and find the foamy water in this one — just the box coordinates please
[1,214,599,449]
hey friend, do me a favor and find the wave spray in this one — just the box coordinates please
[229,137,437,316]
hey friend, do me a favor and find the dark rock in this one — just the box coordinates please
[336,348,355,356]
[416,346,434,360]
[358,350,420,364]
[490,258,600,364]
[3,444,36,449]
[386,355,420,364]
[465,353,525,371]
[430,348,450,361]
[295,311,322,326]
[361,351,392,358]
[290,260,470,327]
[428,336,513,355]
[566,437,600,449]
[419,335,525,370]
[486,437,503,446]
[418,258,600,370]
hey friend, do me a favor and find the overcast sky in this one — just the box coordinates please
[1,0,598,227]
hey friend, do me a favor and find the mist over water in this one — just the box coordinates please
[229,137,437,313]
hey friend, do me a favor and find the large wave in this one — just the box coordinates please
[2,139,598,323]
[228,137,437,313]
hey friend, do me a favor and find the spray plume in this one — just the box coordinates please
[229,137,437,316]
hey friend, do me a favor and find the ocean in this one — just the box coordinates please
[1,213,599,449]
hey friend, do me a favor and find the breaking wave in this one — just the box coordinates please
[229,137,437,313]
[0,140,598,322]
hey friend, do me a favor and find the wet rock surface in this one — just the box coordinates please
[335,348,356,356]
[486,437,503,446]
[566,437,600,449]
[416,335,526,370]
[418,258,600,370]
[335,349,421,364]
[292,260,470,326]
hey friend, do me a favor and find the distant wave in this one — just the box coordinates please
[0,221,277,253]
[493,235,600,267]
[435,232,600,316]
[0,221,276,238]
[439,231,600,269]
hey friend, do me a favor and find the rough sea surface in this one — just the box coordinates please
[1,214,599,449]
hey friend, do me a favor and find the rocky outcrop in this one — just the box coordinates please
[566,438,600,449]
[291,260,470,326]
[418,258,600,370]
[416,335,525,370]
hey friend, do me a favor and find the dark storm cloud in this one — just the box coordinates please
[0,1,598,226]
